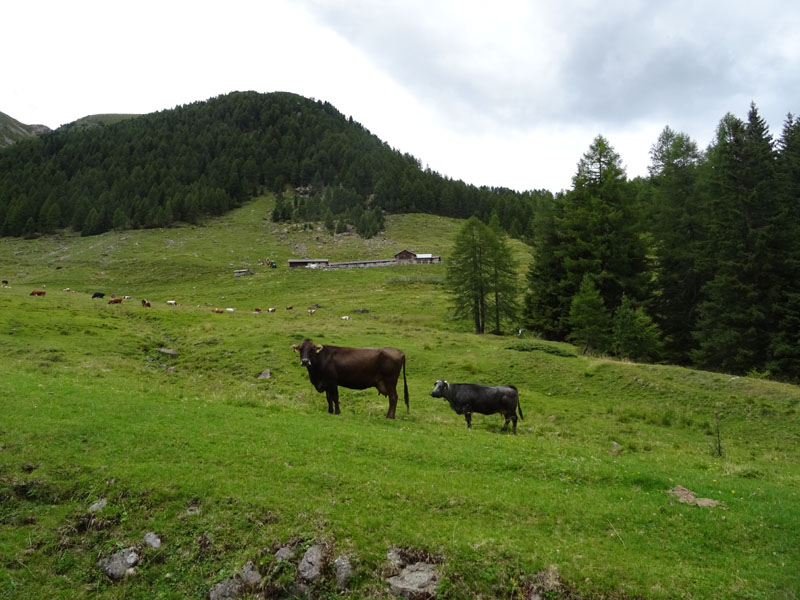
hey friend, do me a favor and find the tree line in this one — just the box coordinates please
[445,103,800,381]
[0,91,547,240]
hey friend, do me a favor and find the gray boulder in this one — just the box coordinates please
[297,545,326,582]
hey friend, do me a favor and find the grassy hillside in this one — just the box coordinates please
[0,111,50,148]
[59,113,140,132]
[1,197,798,599]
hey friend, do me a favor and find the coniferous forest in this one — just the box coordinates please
[1,92,799,380]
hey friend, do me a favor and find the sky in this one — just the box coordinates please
[4,0,799,193]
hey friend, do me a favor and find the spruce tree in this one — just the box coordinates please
[692,105,779,374]
[612,295,664,362]
[568,275,611,355]
[524,136,648,341]
[646,126,707,364]
[768,114,800,379]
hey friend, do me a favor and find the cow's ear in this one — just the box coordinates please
[291,344,298,352]
[315,344,324,353]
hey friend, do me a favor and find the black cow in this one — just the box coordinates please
[92,292,105,299]
[430,380,523,434]
[292,338,409,418]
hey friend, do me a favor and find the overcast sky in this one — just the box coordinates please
[4,0,799,192]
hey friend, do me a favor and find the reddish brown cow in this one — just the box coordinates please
[211,308,224,314]
[292,338,409,419]
[29,290,46,296]
[108,297,123,304]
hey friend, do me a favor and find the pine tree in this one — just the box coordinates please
[446,217,491,333]
[486,213,520,334]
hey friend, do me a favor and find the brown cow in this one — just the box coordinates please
[29,290,46,296]
[285,305,293,310]
[254,307,262,313]
[211,308,224,313]
[307,309,316,316]
[108,297,123,304]
[291,338,409,419]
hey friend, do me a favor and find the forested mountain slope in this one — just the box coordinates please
[0,91,546,239]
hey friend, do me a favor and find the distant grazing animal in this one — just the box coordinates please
[211,308,224,314]
[92,292,105,299]
[267,307,276,313]
[29,290,46,296]
[285,305,293,310]
[292,338,408,419]
[108,297,123,304]
[2,280,8,285]
[141,299,151,307]
[430,380,523,434]
[341,316,351,320]
[225,308,235,312]
[167,300,177,306]
[307,309,316,316]
[123,295,132,300]
[254,307,262,312]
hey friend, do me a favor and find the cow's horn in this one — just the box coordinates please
[315,344,324,353]
[291,344,298,352]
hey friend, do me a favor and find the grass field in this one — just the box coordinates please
[1,195,799,599]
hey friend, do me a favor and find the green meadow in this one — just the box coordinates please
[1,196,798,599]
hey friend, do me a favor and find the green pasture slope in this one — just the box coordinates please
[1,196,798,599]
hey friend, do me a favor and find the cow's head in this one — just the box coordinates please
[291,338,324,367]
[430,380,448,398]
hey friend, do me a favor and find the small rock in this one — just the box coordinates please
[158,348,178,356]
[334,555,354,589]
[98,547,139,581]
[208,562,262,600]
[386,562,438,599]
[257,369,272,379]
[274,547,294,562]
[88,498,107,513]
[240,561,262,585]
[298,545,326,582]
[209,578,240,600]
[144,532,162,548]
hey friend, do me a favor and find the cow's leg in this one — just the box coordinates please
[502,415,510,431]
[326,387,340,414]
[465,412,472,429]
[386,388,398,419]
[511,414,518,434]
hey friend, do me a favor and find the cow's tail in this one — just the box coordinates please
[512,385,523,420]
[403,355,409,412]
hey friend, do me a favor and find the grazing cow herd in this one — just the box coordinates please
[18,283,526,434]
